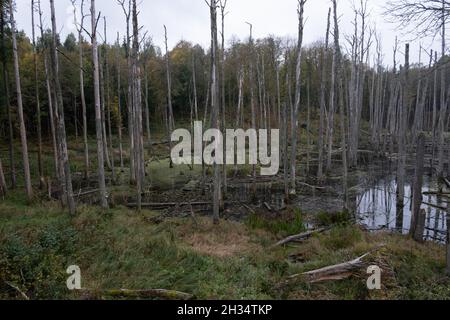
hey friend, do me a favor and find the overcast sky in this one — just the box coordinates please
[15,0,441,66]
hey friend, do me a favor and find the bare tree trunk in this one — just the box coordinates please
[9,0,33,201]
[0,0,16,189]
[144,63,152,148]
[74,95,78,140]
[132,0,145,211]
[38,0,58,179]
[290,0,307,195]
[116,33,124,170]
[247,22,257,185]
[397,43,410,224]
[209,0,221,224]
[49,0,76,215]
[192,53,199,121]
[31,0,44,189]
[99,43,112,171]
[411,133,425,242]
[332,0,349,212]
[72,0,90,180]
[118,0,135,184]
[317,8,331,181]
[104,17,116,183]
[91,0,108,209]
[220,0,227,196]
[437,0,447,179]
[164,25,175,169]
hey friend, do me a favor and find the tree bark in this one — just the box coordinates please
[91,0,108,209]
[290,0,307,195]
[9,0,33,201]
[31,0,44,189]
[209,0,221,224]
[317,8,331,181]
[73,0,90,180]
[37,0,58,180]
[411,133,425,242]
[49,0,76,215]
[164,25,175,169]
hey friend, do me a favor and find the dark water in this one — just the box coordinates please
[356,175,448,242]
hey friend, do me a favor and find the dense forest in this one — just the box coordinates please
[0,0,450,300]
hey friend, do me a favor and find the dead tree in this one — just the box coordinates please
[410,133,425,242]
[317,8,331,181]
[208,0,221,224]
[9,0,33,201]
[396,44,410,223]
[31,0,44,189]
[72,0,90,180]
[164,25,175,168]
[104,17,116,183]
[0,0,16,188]
[290,0,307,195]
[219,0,228,195]
[118,0,135,184]
[49,0,76,214]
[116,32,124,169]
[332,0,349,211]
[131,0,145,210]
[437,0,447,179]
[91,0,108,209]
[37,0,58,179]
[246,22,257,184]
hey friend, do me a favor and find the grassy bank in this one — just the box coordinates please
[1,190,449,300]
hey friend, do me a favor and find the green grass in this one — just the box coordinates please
[0,192,449,300]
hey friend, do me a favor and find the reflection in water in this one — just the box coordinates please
[357,175,448,242]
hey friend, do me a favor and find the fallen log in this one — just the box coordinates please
[288,245,385,283]
[128,201,242,209]
[127,201,211,208]
[273,228,330,247]
[79,288,194,300]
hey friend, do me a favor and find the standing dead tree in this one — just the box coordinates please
[131,0,145,210]
[49,0,76,215]
[317,8,331,181]
[116,32,124,170]
[37,0,58,180]
[31,0,44,189]
[219,0,228,195]
[290,0,307,195]
[118,0,135,184]
[71,0,90,180]
[9,0,33,202]
[164,25,175,168]
[91,0,108,209]
[207,0,221,224]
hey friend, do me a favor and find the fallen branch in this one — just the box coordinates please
[79,288,194,300]
[288,245,385,283]
[297,182,326,190]
[4,281,29,300]
[273,228,330,247]
[422,201,447,211]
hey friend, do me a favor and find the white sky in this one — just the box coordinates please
[15,0,442,66]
